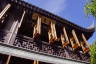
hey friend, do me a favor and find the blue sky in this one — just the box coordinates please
[24,0,96,44]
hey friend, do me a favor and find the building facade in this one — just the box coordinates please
[0,0,95,64]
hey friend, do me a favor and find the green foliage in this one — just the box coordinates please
[85,0,96,18]
[85,1,96,63]
[90,41,96,64]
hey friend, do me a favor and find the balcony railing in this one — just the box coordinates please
[0,30,90,62]
[13,34,90,62]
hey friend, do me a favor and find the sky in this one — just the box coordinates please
[24,0,96,44]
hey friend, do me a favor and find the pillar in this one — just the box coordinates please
[63,27,69,43]
[33,16,41,39]
[48,22,57,43]
[61,27,69,47]
[81,33,90,53]
[72,30,80,46]
[0,4,11,19]
[8,10,26,44]
[6,55,11,64]
[33,60,39,64]
[82,33,90,48]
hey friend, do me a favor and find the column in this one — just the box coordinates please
[8,10,26,44]
[33,16,41,39]
[33,60,39,64]
[6,55,11,64]
[81,33,90,53]
[7,20,18,44]
[52,22,57,40]
[0,4,11,19]
[80,41,89,53]
[33,60,36,64]
[36,61,39,64]
[82,33,90,47]
[18,11,26,28]
[72,30,80,46]
[63,27,69,43]
[61,27,69,47]
[48,22,57,43]
[70,38,75,49]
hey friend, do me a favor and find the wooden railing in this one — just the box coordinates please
[13,34,90,62]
